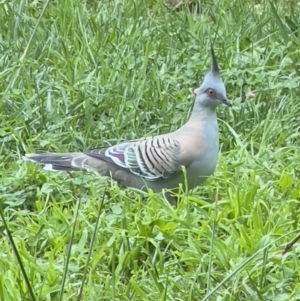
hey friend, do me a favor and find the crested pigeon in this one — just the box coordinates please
[23,46,231,200]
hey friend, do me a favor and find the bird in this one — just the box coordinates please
[23,46,231,202]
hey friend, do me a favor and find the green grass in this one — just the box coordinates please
[1,0,300,300]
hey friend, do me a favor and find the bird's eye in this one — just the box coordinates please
[206,89,215,97]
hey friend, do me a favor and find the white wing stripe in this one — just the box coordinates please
[102,137,182,181]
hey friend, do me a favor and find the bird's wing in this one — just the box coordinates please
[84,136,185,181]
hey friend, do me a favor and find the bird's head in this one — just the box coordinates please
[195,46,231,109]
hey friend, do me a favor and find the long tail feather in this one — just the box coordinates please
[23,153,85,172]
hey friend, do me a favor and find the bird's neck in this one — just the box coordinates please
[187,105,217,124]
[172,105,218,138]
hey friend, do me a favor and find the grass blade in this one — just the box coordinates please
[0,207,36,301]
[76,188,106,301]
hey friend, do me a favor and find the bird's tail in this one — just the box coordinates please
[23,152,88,172]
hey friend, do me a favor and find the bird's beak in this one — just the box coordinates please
[222,98,232,107]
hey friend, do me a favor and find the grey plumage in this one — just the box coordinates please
[23,46,231,198]
[210,45,220,75]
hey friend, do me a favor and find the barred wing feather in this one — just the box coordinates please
[85,137,181,181]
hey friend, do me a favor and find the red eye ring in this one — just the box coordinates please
[206,89,215,97]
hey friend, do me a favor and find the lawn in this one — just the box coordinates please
[1,0,300,300]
